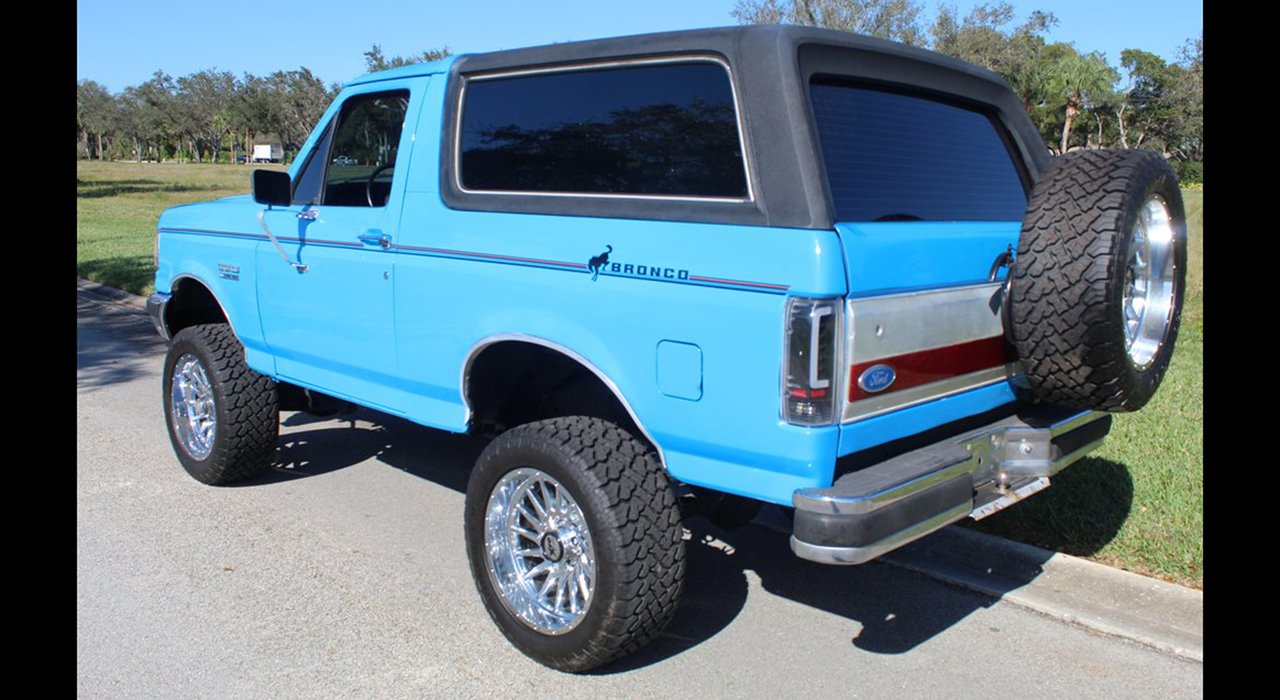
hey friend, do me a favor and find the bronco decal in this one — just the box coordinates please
[159,228,789,294]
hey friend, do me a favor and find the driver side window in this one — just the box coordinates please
[308,89,410,208]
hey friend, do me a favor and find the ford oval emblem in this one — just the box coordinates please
[858,364,896,393]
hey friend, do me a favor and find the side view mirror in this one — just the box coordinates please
[252,169,292,207]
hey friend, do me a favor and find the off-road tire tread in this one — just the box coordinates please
[166,324,278,484]
[1010,149,1183,412]
[469,416,685,672]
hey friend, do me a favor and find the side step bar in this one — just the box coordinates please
[791,405,1111,565]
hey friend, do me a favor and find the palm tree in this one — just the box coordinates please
[1046,51,1117,152]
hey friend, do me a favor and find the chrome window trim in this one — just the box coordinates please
[453,55,755,203]
[460,333,666,467]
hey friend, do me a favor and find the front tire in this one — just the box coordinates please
[464,417,685,672]
[162,323,279,484]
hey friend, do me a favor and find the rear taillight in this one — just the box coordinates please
[783,296,843,426]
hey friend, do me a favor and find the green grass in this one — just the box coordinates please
[969,189,1204,589]
[77,160,286,295]
[76,162,1204,588]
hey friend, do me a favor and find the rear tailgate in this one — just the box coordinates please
[806,77,1032,455]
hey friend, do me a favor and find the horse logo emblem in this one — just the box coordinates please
[588,245,612,281]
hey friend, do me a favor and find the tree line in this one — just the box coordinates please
[77,2,1202,177]
[733,1,1203,170]
[75,45,449,165]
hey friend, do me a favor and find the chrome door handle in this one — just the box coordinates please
[358,230,392,249]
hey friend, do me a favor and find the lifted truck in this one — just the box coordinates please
[148,25,1186,672]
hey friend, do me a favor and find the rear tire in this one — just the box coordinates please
[162,323,278,484]
[464,416,685,672]
[1010,149,1186,412]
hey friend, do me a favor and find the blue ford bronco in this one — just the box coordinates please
[148,26,1186,671]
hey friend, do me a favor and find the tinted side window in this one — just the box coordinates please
[459,61,748,198]
[809,80,1028,222]
[323,90,410,207]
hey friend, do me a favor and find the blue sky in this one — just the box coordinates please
[77,0,1203,91]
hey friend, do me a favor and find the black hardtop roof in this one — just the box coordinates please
[440,24,1049,230]
[456,24,1010,88]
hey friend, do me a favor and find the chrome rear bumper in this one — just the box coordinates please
[791,405,1111,565]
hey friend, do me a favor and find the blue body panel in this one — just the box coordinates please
[837,381,1019,456]
[835,221,1022,297]
[253,76,427,413]
[155,196,276,375]
[155,68,1026,506]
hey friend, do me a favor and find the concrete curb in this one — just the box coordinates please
[754,505,1202,663]
[77,278,1204,664]
[77,277,147,310]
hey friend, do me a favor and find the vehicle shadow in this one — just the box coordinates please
[243,407,1080,671]
[76,289,168,390]
[253,410,484,489]
[963,455,1134,557]
[599,515,1009,673]
[76,179,228,199]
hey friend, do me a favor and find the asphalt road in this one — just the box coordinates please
[77,288,1204,699]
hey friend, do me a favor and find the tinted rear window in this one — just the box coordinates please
[809,80,1027,222]
[459,61,748,198]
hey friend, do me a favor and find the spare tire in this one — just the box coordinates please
[1009,149,1186,412]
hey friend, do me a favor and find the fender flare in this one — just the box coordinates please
[460,333,667,467]
[159,273,241,340]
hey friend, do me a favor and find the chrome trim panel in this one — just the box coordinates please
[842,363,1020,424]
[454,55,755,203]
[841,281,1016,424]
[846,282,1006,363]
[460,333,666,467]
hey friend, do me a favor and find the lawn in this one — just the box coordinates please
[77,160,286,295]
[76,161,1204,588]
[968,189,1204,589]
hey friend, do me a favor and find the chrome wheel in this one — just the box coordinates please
[170,353,216,460]
[483,468,596,635]
[1122,194,1178,370]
